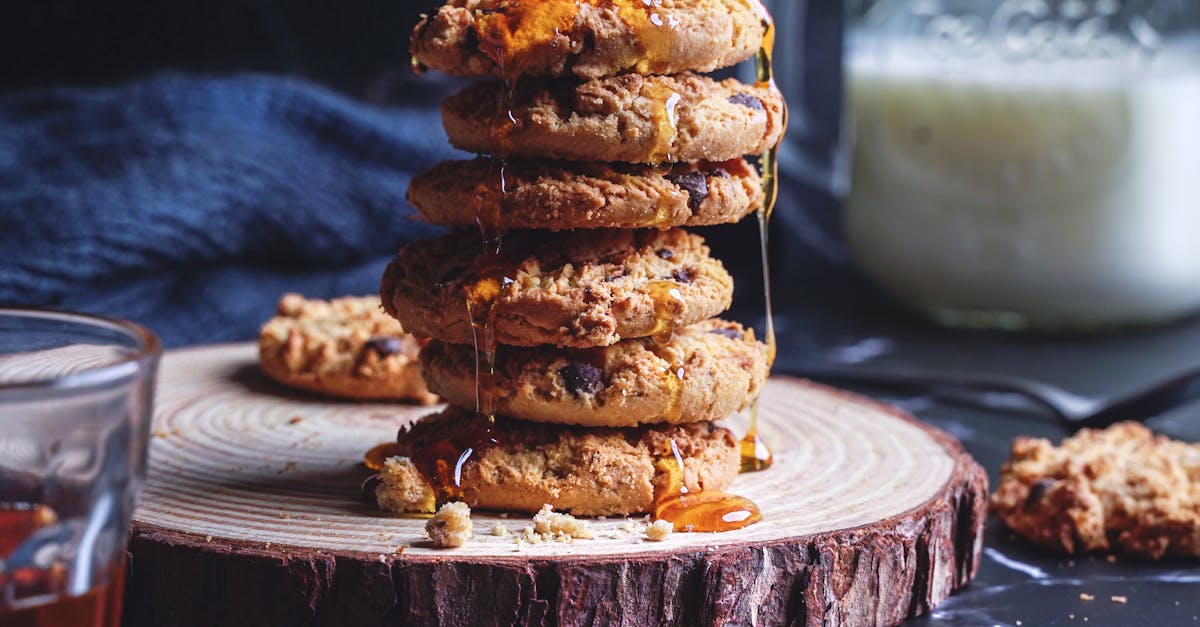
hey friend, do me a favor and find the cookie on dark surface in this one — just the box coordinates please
[381,228,733,348]
[258,294,437,403]
[441,73,785,164]
[420,319,768,427]
[375,406,740,516]
[991,422,1199,559]
[411,0,768,80]
[408,158,763,231]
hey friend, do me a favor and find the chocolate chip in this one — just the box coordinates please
[664,171,708,210]
[360,474,382,500]
[671,268,696,284]
[1024,478,1055,510]
[560,362,604,397]
[366,336,406,356]
[655,249,674,260]
[729,93,764,110]
[709,328,741,340]
[705,167,732,179]
[603,270,626,282]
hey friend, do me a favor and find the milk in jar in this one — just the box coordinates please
[844,18,1200,329]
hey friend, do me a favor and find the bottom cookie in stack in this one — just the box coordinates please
[372,319,768,519]
[375,407,741,517]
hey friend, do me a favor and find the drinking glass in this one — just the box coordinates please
[0,308,160,627]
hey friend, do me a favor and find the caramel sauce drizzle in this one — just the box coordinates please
[471,0,681,80]
[645,279,687,344]
[653,440,762,532]
[362,441,403,472]
[740,7,783,473]
[411,413,502,504]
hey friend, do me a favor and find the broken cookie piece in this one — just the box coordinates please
[426,501,473,548]
[991,422,1199,559]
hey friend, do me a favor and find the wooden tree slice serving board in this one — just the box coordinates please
[124,344,988,627]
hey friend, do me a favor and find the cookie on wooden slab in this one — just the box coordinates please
[442,73,785,164]
[376,406,739,516]
[258,294,437,403]
[420,319,768,427]
[411,0,768,79]
[991,422,1199,559]
[381,228,733,348]
[408,158,763,231]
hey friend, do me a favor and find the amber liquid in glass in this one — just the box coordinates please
[0,504,124,627]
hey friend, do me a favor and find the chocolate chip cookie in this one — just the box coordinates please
[991,422,1199,559]
[411,0,768,80]
[381,228,733,348]
[377,406,740,516]
[442,73,785,164]
[420,319,768,427]
[258,294,437,403]
[408,158,763,231]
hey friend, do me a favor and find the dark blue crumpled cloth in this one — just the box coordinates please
[0,74,460,346]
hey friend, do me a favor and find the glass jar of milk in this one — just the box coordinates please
[845,0,1200,330]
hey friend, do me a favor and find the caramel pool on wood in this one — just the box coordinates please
[654,440,761,532]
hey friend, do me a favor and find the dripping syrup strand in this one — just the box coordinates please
[741,10,782,473]
[653,439,762,532]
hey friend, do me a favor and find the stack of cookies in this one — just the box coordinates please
[375,0,785,522]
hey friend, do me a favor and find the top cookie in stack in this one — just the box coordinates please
[376,0,783,520]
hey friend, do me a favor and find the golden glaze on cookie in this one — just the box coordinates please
[411,0,767,79]
[382,228,733,348]
[382,406,740,516]
[420,319,768,427]
[441,73,785,164]
[408,158,763,231]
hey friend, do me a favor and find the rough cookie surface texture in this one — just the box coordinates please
[408,158,762,231]
[382,228,733,348]
[442,73,786,164]
[991,422,1200,559]
[426,501,473,548]
[258,294,437,403]
[391,407,740,516]
[420,319,768,427]
[411,0,768,79]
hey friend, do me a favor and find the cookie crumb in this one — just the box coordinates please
[378,554,387,563]
[394,546,406,555]
[1105,554,1117,563]
[288,416,304,425]
[1111,595,1127,604]
[426,501,472,548]
[205,535,213,543]
[645,519,673,541]
[532,504,594,540]
[376,456,436,514]
[489,521,509,537]
[1080,593,1095,601]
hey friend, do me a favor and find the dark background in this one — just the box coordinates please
[0,0,851,346]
